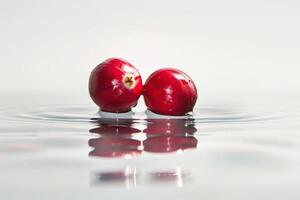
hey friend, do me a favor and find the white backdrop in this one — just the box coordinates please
[1,0,299,96]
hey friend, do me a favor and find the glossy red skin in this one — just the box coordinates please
[143,68,197,116]
[89,58,143,113]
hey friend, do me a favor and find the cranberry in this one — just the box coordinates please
[89,58,143,113]
[143,68,197,116]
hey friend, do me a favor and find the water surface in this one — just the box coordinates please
[0,93,300,200]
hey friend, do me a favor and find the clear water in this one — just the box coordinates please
[1,93,300,200]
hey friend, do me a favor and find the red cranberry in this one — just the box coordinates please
[89,58,143,113]
[143,68,197,116]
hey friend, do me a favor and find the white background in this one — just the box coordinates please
[1,0,299,97]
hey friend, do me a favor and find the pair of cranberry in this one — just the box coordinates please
[89,58,198,116]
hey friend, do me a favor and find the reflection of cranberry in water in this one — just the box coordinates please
[143,119,198,153]
[89,137,141,158]
[92,166,138,187]
[90,125,141,137]
[88,121,142,158]
[143,119,197,136]
[149,168,187,187]
[95,169,137,186]
[143,136,197,153]
[98,171,130,182]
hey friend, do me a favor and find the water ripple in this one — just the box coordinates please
[0,105,290,125]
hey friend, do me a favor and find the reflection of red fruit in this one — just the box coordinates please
[89,137,142,158]
[89,58,143,113]
[97,171,134,182]
[150,170,185,182]
[143,119,197,136]
[98,171,128,181]
[143,68,197,116]
[143,136,197,153]
[90,126,141,136]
